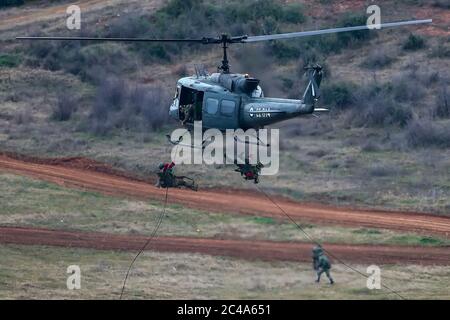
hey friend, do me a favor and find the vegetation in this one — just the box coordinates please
[0,54,21,68]
[0,0,449,213]
[87,77,171,135]
[361,49,395,69]
[0,0,24,8]
[403,34,426,51]
[406,120,450,148]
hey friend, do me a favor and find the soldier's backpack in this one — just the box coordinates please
[319,255,331,269]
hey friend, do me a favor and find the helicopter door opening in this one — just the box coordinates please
[179,86,204,125]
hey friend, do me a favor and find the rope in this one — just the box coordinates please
[119,130,189,299]
[119,186,169,299]
[254,184,407,300]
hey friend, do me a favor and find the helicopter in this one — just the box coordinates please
[17,18,431,185]
[17,19,432,134]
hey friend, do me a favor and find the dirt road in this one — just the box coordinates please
[1,154,449,237]
[1,226,449,265]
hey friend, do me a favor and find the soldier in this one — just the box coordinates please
[155,162,198,191]
[312,245,334,284]
[235,160,264,184]
[156,162,175,188]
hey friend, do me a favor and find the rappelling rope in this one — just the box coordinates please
[119,130,195,299]
[119,186,169,299]
[254,184,407,300]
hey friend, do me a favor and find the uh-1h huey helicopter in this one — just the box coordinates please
[17,18,431,185]
[18,19,432,134]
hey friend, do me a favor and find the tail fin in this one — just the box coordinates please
[302,65,323,107]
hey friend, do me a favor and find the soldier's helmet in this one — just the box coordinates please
[158,163,165,170]
[312,245,323,256]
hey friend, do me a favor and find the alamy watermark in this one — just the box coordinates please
[169,121,279,175]
[67,265,81,290]
[66,5,81,30]
[366,265,381,290]
[367,5,381,29]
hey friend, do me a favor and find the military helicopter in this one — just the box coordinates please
[17,19,431,185]
[18,19,431,134]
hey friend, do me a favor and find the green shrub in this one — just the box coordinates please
[403,34,426,51]
[51,94,78,122]
[0,54,21,67]
[433,0,450,9]
[434,86,449,118]
[430,42,450,58]
[392,72,426,102]
[336,14,373,47]
[0,0,24,8]
[88,77,171,135]
[361,49,395,69]
[352,95,413,128]
[322,82,355,110]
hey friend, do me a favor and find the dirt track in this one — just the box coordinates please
[1,154,450,237]
[1,226,449,265]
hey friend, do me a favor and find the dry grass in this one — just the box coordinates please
[1,244,449,300]
[2,173,449,246]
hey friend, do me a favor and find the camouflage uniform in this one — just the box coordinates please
[235,162,264,184]
[312,245,334,284]
[156,162,175,188]
[156,162,198,191]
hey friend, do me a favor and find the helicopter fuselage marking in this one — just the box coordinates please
[248,107,283,118]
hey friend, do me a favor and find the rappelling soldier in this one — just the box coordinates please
[235,161,264,184]
[156,161,176,188]
[312,245,334,284]
[155,161,198,191]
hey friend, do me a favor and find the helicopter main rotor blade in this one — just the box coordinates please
[16,36,207,43]
[242,19,432,43]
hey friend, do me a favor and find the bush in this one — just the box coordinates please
[434,86,449,118]
[433,0,450,9]
[351,94,413,128]
[361,49,395,69]
[0,54,21,67]
[322,82,355,110]
[361,141,382,152]
[88,76,171,135]
[403,34,426,51]
[103,0,307,64]
[406,119,450,148]
[368,164,398,177]
[51,94,78,121]
[336,14,373,47]
[0,0,24,8]
[430,43,450,58]
[392,72,426,102]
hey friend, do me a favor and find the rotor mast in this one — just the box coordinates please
[220,34,230,74]
[211,34,248,74]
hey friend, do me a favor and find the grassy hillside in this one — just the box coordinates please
[0,0,449,213]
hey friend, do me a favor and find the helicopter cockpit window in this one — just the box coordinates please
[221,100,236,115]
[206,98,219,114]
